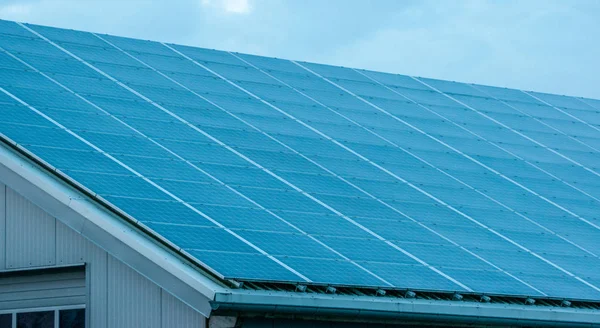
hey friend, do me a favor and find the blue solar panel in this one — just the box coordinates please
[359,262,463,291]
[186,250,303,281]
[274,256,385,286]
[0,104,53,127]
[440,268,543,296]
[103,197,217,226]
[1,19,600,300]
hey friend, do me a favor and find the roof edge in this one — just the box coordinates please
[4,136,600,326]
[0,140,225,317]
[213,290,600,327]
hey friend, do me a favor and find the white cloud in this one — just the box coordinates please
[223,0,250,14]
[200,0,251,14]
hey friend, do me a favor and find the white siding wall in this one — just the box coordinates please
[5,188,56,269]
[107,257,161,328]
[161,292,207,328]
[0,184,5,271]
[0,182,206,328]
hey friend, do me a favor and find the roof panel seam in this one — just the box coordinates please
[11,22,313,284]
[290,61,600,295]
[162,42,480,292]
[227,51,555,295]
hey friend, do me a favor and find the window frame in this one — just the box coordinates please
[0,304,85,328]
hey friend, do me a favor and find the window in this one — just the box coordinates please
[0,307,84,328]
[58,309,85,328]
[17,311,54,328]
[0,313,12,328]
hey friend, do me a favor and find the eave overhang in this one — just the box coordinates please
[212,289,600,327]
[2,138,600,326]
[0,139,222,317]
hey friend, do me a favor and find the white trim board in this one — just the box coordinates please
[0,141,222,318]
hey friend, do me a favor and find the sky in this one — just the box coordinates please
[0,0,599,99]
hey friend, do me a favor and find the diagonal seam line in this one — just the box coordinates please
[15,22,311,283]
[523,90,600,135]
[117,35,543,291]
[161,43,473,292]
[0,85,309,282]
[110,36,542,292]
[70,33,394,287]
[350,69,600,239]
[1,45,328,283]
[406,77,600,232]
[482,89,600,154]
[469,87,600,192]
[89,37,393,288]
[471,88,600,154]
[225,53,569,294]
[464,84,600,228]
[291,61,600,294]
[413,77,600,194]
[355,69,600,232]
[576,97,600,111]
[228,52,597,260]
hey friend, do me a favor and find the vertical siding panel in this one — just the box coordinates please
[0,186,207,327]
[56,218,108,328]
[0,183,5,270]
[107,255,161,328]
[5,188,55,269]
[56,219,88,265]
[87,246,108,328]
[161,291,206,328]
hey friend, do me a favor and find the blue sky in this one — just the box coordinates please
[1,0,599,99]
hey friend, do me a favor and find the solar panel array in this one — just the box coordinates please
[1,19,600,300]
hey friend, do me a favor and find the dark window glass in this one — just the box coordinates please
[60,309,85,328]
[0,313,12,328]
[17,311,54,328]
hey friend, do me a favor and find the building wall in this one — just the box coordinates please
[0,182,206,328]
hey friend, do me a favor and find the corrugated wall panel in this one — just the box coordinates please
[0,183,5,271]
[56,219,89,265]
[1,185,207,327]
[87,242,108,328]
[107,255,161,328]
[5,188,56,269]
[162,291,206,328]
[56,219,109,328]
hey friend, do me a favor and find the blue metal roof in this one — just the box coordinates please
[1,19,600,302]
